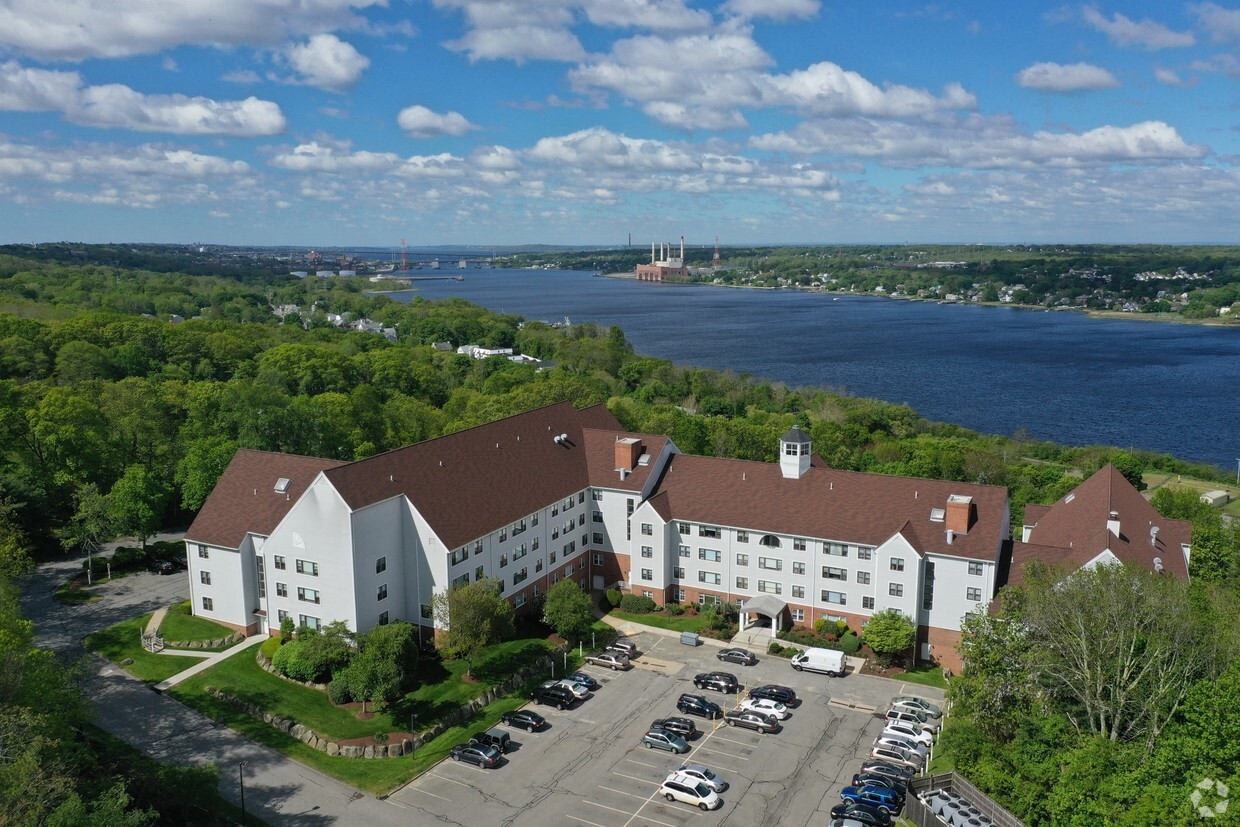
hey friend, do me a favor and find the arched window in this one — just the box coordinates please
[759,534,781,548]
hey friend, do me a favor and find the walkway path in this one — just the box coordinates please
[154,634,265,691]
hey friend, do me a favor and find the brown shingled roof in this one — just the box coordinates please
[185,449,348,549]
[583,429,670,492]
[650,454,1007,560]
[1021,464,1191,580]
[323,401,622,550]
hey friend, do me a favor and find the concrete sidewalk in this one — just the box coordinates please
[154,633,266,691]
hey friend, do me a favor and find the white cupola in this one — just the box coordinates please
[779,427,812,479]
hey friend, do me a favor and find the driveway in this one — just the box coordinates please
[19,536,416,826]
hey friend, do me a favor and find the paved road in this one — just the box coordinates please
[18,537,413,826]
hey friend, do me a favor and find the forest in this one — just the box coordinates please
[0,244,1237,824]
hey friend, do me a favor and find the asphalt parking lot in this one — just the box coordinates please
[391,632,945,827]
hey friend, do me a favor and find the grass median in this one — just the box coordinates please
[85,613,207,683]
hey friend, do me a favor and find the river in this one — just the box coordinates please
[384,268,1240,471]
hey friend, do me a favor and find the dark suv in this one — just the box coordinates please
[748,684,797,705]
[693,671,739,693]
[676,693,723,719]
[468,727,512,753]
[531,684,576,709]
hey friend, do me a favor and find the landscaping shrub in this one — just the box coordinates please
[767,641,795,658]
[605,588,622,608]
[840,632,861,655]
[112,546,147,570]
[328,669,353,704]
[81,555,111,579]
[619,594,657,613]
[665,602,685,616]
[259,636,282,660]
[271,640,318,683]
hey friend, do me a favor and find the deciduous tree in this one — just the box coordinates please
[542,579,594,642]
[861,608,916,667]
[431,578,514,676]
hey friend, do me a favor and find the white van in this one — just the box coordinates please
[789,647,847,677]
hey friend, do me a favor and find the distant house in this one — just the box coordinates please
[1201,490,1230,507]
[432,342,454,352]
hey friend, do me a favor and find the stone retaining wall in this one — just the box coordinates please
[165,632,246,650]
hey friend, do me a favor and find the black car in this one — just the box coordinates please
[147,559,175,575]
[676,693,724,719]
[450,743,502,768]
[693,671,739,693]
[829,801,892,827]
[500,709,546,732]
[716,647,758,666]
[566,672,601,692]
[651,717,697,739]
[851,772,908,797]
[723,709,779,733]
[748,684,797,705]
[531,684,576,709]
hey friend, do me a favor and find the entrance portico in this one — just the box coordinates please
[738,593,787,638]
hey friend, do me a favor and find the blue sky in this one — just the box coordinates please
[1,1,1238,247]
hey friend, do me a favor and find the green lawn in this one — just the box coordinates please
[85,614,205,683]
[891,664,949,690]
[609,609,709,633]
[159,601,235,643]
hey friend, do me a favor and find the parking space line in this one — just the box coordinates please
[403,786,452,801]
[623,757,665,771]
[583,800,640,816]
[613,772,659,786]
[567,815,608,827]
[599,785,653,802]
[429,771,480,786]
[694,745,748,761]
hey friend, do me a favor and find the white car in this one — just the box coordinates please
[874,733,928,758]
[553,679,591,699]
[891,695,942,719]
[740,697,790,720]
[659,771,723,811]
[882,722,934,748]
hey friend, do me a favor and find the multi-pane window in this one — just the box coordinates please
[675,588,686,601]
[513,544,527,561]
[699,593,721,606]
[535,559,543,572]
[452,573,469,588]
[641,546,653,558]
[736,576,749,589]
[549,550,557,564]
[593,532,604,545]
[923,561,936,611]
[699,549,721,562]
[256,556,266,598]
[641,590,653,599]
[889,583,904,597]
[641,523,653,535]
[758,557,782,571]
[791,585,805,599]
[475,565,485,582]
[377,584,387,601]
[592,553,603,566]
[298,587,320,604]
[791,608,805,622]
[376,556,387,574]
[202,596,213,610]
[822,590,846,604]
[274,555,286,570]
[792,561,805,575]
[673,567,685,578]
[641,569,653,580]
[677,522,690,533]
[277,609,289,623]
[593,490,603,500]
[593,511,603,522]
[758,580,782,595]
[968,562,984,576]
[967,587,983,601]
[200,571,211,585]
[793,538,806,551]
[862,596,875,609]
[198,545,209,559]
[474,540,484,555]
[736,553,749,566]
[823,566,847,581]
[299,615,321,631]
[890,558,905,572]
[378,611,389,625]
[679,545,690,558]
[627,499,635,516]
[736,530,749,543]
[420,604,432,619]
[513,518,527,536]
[499,528,508,542]
[857,547,873,560]
[531,513,539,526]
[500,553,508,568]
[578,514,585,527]
[826,543,847,557]
[451,548,468,565]
[699,526,721,539]
[276,582,287,597]
[578,492,585,504]
[857,571,871,585]
[513,567,528,585]
[296,559,318,576]
[533,537,540,551]
[698,571,721,585]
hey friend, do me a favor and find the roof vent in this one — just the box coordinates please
[1065,493,1076,503]
[560,433,568,442]
[930,507,946,523]
[1150,525,1160,548]
[1153,557,1164,573]
[946,529,955,544]
[638,453,650,466]
[274,477,290,493]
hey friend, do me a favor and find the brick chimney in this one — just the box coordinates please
[945,494,976,534]
[615,437,642,471]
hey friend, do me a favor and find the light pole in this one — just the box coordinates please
[238,760,248,826]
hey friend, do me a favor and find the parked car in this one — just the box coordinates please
[739,697,790,720]
[789,647,847,676]
[642,728,690,754]
[566,671,601,691]
[829,801,893,827]
[677,693,723,719]
[450,743,502,768]
[693,671,739,693]
[884,707,940,734]
[857,759,916,784]
[869,744,923,771]
[531,684,576,709]
[748,684,797,705]
[851,772,908,797]
[716,647,758,666]
[585,651,630,670]
[882,721,934,748]
[658,771,723,811]
[840,783,903,815]
[874,733,928,758]
[675,763,728,792]
[651,717,697,740]
[891,695,943,719]
[147,559,175,575]
[500,709,546,732]
[550,678,591,699]
[608,639,639,658]
[723,709,779,733]
[468,727,512,753]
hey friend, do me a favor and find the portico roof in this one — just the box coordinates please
[744,593,787,619]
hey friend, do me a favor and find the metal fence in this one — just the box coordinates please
[904,772,1026,827]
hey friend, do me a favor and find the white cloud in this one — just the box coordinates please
[1154,66,1195,87]
[529,127,699,171]
[1191,2,1240,42]
[0,0,387,62]
[1082,7,1195,50]
[271,141,402,172]
[581,0,712,31]
[1016,61,1120,92]
[282,34,370,91]
[397,105,479,138]
[722,0,821,21]
[0,61,286,136]
[433,0,585,62]
[764,63,977,116]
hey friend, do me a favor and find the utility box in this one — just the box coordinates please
[680,631,700,647]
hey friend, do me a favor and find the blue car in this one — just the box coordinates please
[840,783,903,815]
